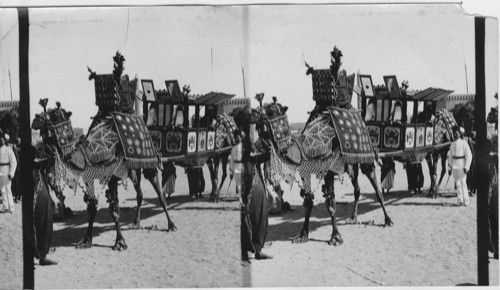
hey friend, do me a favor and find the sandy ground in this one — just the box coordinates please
[248,161,500,287]
[0,161,498,289]
[0,166,245,289]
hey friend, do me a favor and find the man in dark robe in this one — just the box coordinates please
[239,121,272,261]
[28,146,58,266]
[187,166,205,199]
[405,161,424,195]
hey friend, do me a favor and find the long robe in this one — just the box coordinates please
[406,162,424,191]
[465,137,477,193]
[380,158,396,190]
[33,171,54,259]
[162,162,176,195]
[241,161,268,254]
[187,166,205,196]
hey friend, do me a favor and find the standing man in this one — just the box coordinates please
[0,134,17,213]
[448,126,473,206]
[229,130,243,196]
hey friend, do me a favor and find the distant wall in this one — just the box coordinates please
[0,100,19,111]
[219,98,250,115]
[436,93,474,111]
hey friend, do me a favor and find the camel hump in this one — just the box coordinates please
[85,120,120,164]
[300,113,336,160]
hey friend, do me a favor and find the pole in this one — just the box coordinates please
[242,67,247,99]
[474,16,489,286]
[8,58,13,101]
[19,8,34,290]
[463,45,469,94]
[240,49,247,99]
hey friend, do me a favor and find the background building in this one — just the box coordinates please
[0,100,19,111]
[436,93,474,111]
[218,97,250,115]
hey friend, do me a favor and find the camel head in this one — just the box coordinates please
[234,96,292,155]
[32,100,73,148]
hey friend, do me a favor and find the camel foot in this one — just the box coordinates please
[255,252,273,260]
[168,221,177,232]
[209,191,221,203]
[40,257,58,266]
[350,215,358,224]
[75,237,92,249]
[292,231,309,243]
[328,234,343,246]
[130,221,141,229]
[384,217,394,227]
[112,238,128,251]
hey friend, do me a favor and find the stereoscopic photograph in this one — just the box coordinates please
[0,1,498,288]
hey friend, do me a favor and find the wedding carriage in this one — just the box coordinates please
[139,79,235,167]
[357,75,456,162]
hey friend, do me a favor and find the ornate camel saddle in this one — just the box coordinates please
[57,113,158,171]
[292,107,375,165]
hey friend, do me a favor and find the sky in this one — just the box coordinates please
[0,2,498,131]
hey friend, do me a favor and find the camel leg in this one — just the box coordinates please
[324,171,343,246]
[76,191,97,249]
[349,164,361,223]
[362,163,394,227]
[292,188,314,243]
[145,169,177,232]
[218,154,229,191]
[107,176,127,251]
[428,152,440,198]
[426,153,435,196]
[217,154,230,199]
[130,169,143,229]
[207,158,219,202]
[437,150,448,187]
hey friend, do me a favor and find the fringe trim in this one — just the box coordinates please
[125,158,158,169]
[303,142,333,159]
[342,153,374,165]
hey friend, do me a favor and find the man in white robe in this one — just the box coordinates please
[0,134,17,212]
[447,126,473,206]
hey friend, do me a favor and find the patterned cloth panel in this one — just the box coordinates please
[94,74,117,109]
[111,112,158,168]
[268,115,292,151]
[85,120,119,164]
[312,69,335,102]
[216,114,237,148]
[328,107,375,164]
[300,113,336,159]
[435,109,457,143]
[50,120,76,158]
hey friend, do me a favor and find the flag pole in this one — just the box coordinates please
[240,49,247,99]
[463,45,469,94]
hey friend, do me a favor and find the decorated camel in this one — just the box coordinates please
[234,47,396,246]
[424,108,458,198]
[207,113,239,202]
[31,53,176,251]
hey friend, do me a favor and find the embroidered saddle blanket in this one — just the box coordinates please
[296,107,375,164]
[216,114,238,148]
[111,112,158,169]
